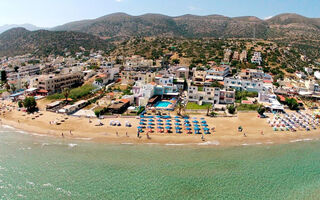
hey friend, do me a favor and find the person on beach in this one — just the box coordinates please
[137,131,140,138]
[260,130,264,135]
[243,132,247,137]
[61,133,64,138]
[146,132,150,139]
[126,132,128,137]
[116,131,119,136]
[70,130,73,136]
[201,134,205,141]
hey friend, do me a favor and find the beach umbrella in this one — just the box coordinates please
[149,116,154,118]
[147,126,153,129]
[175,123,181,126]
[148,122,154,125]
[139,129,144,132]
[157,126,163,129]
[140,119,147,122]
[201,120,207,123]
[174,116,180,118]
[157,119,163,122]
[140,115,145,118]
[202,124,208,127]
[175,119,181,122]
[166,119,172,122]
[149,119,154,122]
[186,127,191,130]
[192,120,199,123]
[203,127,209,131]
[137,126,144,129]
[166,123,172,126]
[183,116,189,119]
[165,126,171,129]
[194,124,200,126]
[176,127,182,130]
[184,120,190,123]
[194,127,200,130]
[192,117,197,119]
[200,118,205,120]
[185,123,191,127]
[156,115,161,118]
[158,123,164,125]
[139,122,145,125]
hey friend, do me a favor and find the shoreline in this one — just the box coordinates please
[1,107,320,147]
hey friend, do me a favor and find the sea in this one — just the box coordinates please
[1,125,320,199]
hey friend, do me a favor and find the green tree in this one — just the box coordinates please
[227,105,236,114]
[23,97,37,113]
[285,98,299,110]
[257,105,266,116]
[62,88,70,102]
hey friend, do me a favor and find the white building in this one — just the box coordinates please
[251,52,262,65]
[188,85,235,105]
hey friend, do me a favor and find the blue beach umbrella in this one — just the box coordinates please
[156,115,161,118]
[201,120,207,123]
[147,126,153,129]
[200,118,205,120]
[139,122,145,125]
[174,116,180,118]
[140,119,146,122]
[149,119,154,122]
[158,123,164,125]
[175,127,182,130]
[183,116,189,119]
[186,127,192,130]
[194,127,200,131]
[175,123,181,126]
[194,124,200,127]
[166,123,172,126]
[166,119,172,122]
[148,122,154,125]
[137,126,143,129]
[175,119,181,122]
[185,123,191,127]
[202,124,208,127]
[157,126,163,129]
[193,120,199,123]
[184,120,190,123]
[203,127,209,131]
[157,119,163,122]
[165,126,171,129]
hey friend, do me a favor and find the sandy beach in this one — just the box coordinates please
[0,100,320,147]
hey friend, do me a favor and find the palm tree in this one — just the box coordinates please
[62,88,70,102]
[24,81,29,89]
[177,102,185,116]
[206,104,212,116]
[10,84,16,93]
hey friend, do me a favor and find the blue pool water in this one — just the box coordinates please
[155,101,172,108]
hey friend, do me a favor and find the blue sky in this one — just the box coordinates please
[1,0,319,27]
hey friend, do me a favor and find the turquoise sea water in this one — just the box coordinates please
[1,126,320,199]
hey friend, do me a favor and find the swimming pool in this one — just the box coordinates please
[155,101,172,108]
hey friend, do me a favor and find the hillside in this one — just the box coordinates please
[0,28,111,57]
[53,13,320,40]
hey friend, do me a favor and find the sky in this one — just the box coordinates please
[1,0,320,27]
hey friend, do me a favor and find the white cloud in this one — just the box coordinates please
[264,16,273,20]
[188,6,201,11]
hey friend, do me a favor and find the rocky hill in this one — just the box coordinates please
[0,28,111,57]
[52,13,320,40]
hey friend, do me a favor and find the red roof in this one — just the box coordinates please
[263,80,272,83]
[241,100,254,104]
[38,89,48,93]
[278,95,286,102]
[119,99,130,103]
